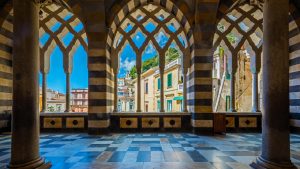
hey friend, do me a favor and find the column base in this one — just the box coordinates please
[8,157,51,169]
[250,156,296,169]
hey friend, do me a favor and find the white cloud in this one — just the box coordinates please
[120,57,136,72]
[145,44,156,54]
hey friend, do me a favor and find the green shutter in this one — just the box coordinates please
[167,73,172,87]
[167,100,172,112]
[157,78,161,90]
[157,100,161,111]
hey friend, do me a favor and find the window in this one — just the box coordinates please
[145,82,148,94]
[129,102,134,111]
[57,104,62,111]
[145,104,148,112]
[118,102,122,112]
[157,100,161,111]
[167,100,172,112]
[167,73,172,88]
[157,78,161,90]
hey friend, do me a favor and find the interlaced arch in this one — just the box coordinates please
[39,3,88,73]
[112,3,189,58]
[214,3,263,60]
[213,2,263,112]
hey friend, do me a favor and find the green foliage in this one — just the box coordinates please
[217,23,225,32]
[128,47,181,79]
[47,106,55,112]
[142,56,159,73]
[226,32,236,44]
[129,66,137,79]
[166,47,180,63]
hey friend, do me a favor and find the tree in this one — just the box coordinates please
[129,66,137,79]
[128,47,181,79]
[142,55,158,73]
[166,47,180,63]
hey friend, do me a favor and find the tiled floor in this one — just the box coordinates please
[0,133,300,169]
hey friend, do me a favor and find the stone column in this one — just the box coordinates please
[113,72,118,112]
[159,68,165,112]
[41,73,47,112]
[229,72,236,112]
[251,0,296,168]
[159,51,165,112]
[136,53,142,112]
[10,0,51,168]
[65,72,71,112]
[136,71,142,112]
[183,68,188,112]
[251,72,258,112]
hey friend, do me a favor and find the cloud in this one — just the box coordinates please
[145,43,156,54]
[155,31,168,47]
[120,57,136,72]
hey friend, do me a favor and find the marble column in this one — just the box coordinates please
[251,0,296,168]
[136,53,142,112]
[9,0,51,168]
[41,73,47,112]
[251,72,258,112]
[113,72,118,112]
[65,72,71,112]
[183,68,188,112]
[159,51,166,112]
[229,72,236,112]
[136,71,142,112]
[159,67,165,112]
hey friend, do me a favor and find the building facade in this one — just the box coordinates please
[133,59,183,112]
[45,89,66,112]
[71,88,88,112]
[117,77,135,112]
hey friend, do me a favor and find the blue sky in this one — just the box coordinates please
[40,17,182,93]
[39,17,88,94]
[118,23,175,78]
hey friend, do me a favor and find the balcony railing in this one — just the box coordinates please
[154,59,181,75]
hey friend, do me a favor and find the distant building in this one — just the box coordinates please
[132,58,183,112]
[39,88,66,112]
[71,88,88,112]
[117,75,135,112]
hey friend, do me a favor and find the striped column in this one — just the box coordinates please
[0,2,13,117]
[189,0,219,134]
[289,4,300,131]
[84,0,113,134]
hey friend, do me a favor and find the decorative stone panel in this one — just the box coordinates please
[66,117,84,128]
[239,117,257,128]
[142,117,159,128]
[163,117,181,128]
[120,118,138,128]
[226,117,235,128]
[44,117,62,128]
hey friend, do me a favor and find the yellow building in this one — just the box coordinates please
[133,59,183,112]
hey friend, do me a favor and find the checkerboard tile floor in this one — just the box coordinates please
[0,133,300,169]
